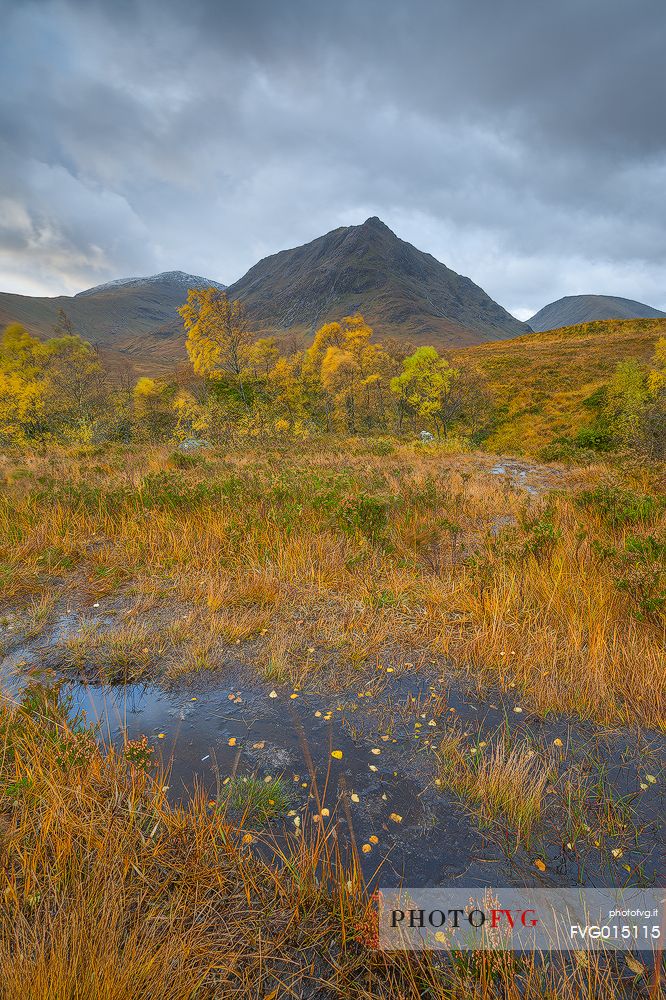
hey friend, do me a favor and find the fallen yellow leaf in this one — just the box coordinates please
[389,812,403,823]
[331,750,343,760]
[228,737,236,746]
[350,793,360,803]
[361,843,372,853]
[534,859,546,872]
[369,835,379,845]
[553,738,564,747]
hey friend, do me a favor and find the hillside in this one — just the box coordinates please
[454,316,666,453]
[0,271,226,365]
[226,217,530,347]
[529,294,665,332]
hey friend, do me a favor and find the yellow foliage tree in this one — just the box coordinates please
[179,288,253,405]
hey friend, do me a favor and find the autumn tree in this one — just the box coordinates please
[390,346,462,436]
[133,377,176,442]
[307,315,391,432]
[0,324,48,443]
[42,335,108,441]
[180,289,253,406]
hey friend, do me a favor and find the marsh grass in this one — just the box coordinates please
[219,774,292,825]
[0,687,653,999]
[437,726,552,844]
[0,440,663,727]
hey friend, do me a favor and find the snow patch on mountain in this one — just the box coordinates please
[76,271,226,297]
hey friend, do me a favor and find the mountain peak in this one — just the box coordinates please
[360,216,392,233]
[226,218,529,346]
[76,271,226,298]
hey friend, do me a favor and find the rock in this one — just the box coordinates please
[178,438,211,452]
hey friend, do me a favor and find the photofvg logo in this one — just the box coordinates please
[379,888,664,951]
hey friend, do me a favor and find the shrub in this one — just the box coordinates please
[575,486,665,527]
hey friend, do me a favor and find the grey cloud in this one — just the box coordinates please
[0,0,664,314]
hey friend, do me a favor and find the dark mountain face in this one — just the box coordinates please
[226,217,530,346]
[0,272,226,364]
[529,294,666,332]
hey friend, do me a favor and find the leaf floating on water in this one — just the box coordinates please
[534,859,546,872]
[553,738,563,747]
[369,835,379,845]
[228,737,237,747]
[157,733,166,739]
[290,693,299,699]
[370,748,381,755]
[611,848,623,858]
[513,707,523,714]
[252,741,265,750]
[350,793,360,804]
[640,782,648,790]
[645,774,657,783]
[369,765,378,772]
[314,711,322,718]
[362,843,372,853]
[331,750,343,760]
[321,808,330,817]
[389,813,403,824]
[269,690,278,699]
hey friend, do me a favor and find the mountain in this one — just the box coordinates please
[226,217,530,347]
[0,271,226,365]
[529,295,666,333]
[75,271,226,298]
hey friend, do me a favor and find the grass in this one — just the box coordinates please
[453,316,666,454]
[0,439,663,727]
[0,685,655,999]
[219,774,292,825]
[437,727,551,844]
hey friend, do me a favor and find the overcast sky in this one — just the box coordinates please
[1,0,664,319]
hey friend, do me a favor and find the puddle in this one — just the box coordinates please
[2,612,663,891]
[488,459,564,496]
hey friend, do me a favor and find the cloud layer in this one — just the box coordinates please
[1,0,664,316]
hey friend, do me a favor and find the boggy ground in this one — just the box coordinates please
[0,437,663,722]
[0,437,664,997]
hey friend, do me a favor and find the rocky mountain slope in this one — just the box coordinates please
[226,217,530,346]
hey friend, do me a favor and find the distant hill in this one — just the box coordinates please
[529,295,666,332]
[226,217,530,347]
[0,271,226,365]
[454,316,666,454]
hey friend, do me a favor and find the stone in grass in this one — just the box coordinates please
[419,430,434,443]
[178,438,211,452]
